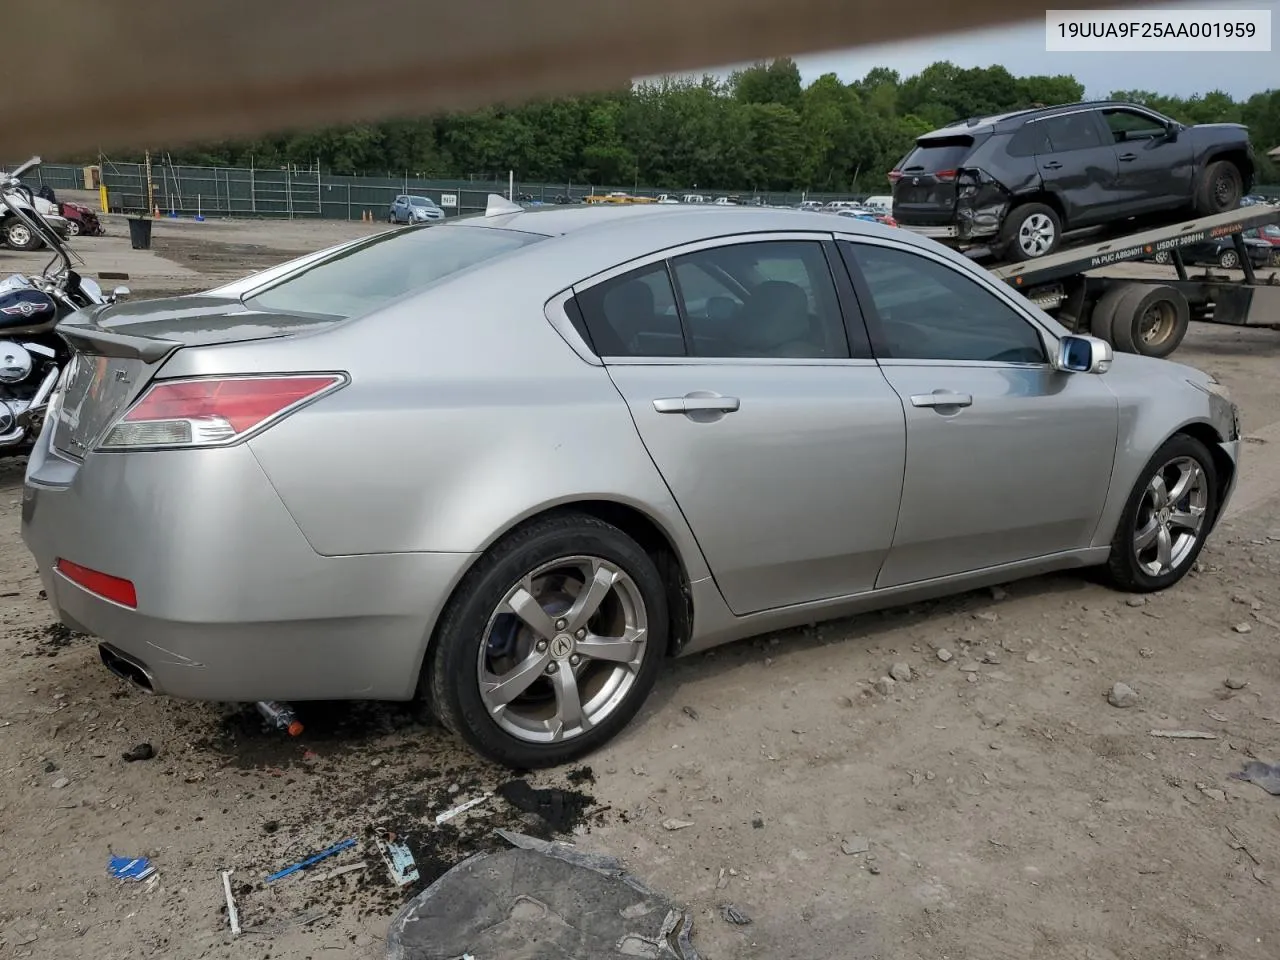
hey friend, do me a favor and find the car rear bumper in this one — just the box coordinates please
[20,434,477,702]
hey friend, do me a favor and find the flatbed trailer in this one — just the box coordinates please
[985,205,1280,358]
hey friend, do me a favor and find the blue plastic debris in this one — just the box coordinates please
[265,837,358,884]
[108,855,156,882]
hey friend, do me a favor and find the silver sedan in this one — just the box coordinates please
[21,201,1241,768]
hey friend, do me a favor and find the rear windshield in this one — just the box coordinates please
[901,136,978,173]
[246,224,544,320]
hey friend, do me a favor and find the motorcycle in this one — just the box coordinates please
[0,157,129,455]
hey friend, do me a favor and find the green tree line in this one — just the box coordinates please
[105,59,1280,192]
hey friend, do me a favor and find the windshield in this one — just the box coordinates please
[247,224,544,320]
[410,197,433,206]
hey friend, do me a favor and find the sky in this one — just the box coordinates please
[677,1,1278,100]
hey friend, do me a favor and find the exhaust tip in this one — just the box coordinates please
[99,643,155,693]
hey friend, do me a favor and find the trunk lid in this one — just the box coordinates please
[50,295,341,458]
[892,134,985,225]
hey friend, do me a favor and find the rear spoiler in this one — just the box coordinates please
[58,307,181,363]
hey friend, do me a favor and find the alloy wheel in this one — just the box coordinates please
[6,224,31,247]
[1220,250,1239,268]
[1131,456,1208,577]
[1018,213,1056,257]
[67,220,82,236]
[477,555,648,744]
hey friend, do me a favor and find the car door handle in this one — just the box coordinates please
[1041,161,1062,170]
[910,391,973,408]
[653,395,741,414]
[1119,153,1137,162]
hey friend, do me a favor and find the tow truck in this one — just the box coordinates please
[981,203,1280,358]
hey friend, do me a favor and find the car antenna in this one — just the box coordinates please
[485,194,523,217]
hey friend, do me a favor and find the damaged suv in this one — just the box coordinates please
[890,101,1255,261]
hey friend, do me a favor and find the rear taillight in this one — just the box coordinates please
[932,169,958,182]
[887,170,903,184]
[99,373,346,450]
[55,558,137,608]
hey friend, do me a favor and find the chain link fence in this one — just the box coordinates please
[10,160,1280,221]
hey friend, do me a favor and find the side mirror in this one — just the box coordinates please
[111,285,131,302]
[1056,334,1112,374]
[1164,121,1179,142]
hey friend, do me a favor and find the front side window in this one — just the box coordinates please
[670,241,850,359]
[247,225,543,320]
[841,242,1047,364]
[1102,108,1167,143]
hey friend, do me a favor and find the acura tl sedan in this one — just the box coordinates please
[22,200,1240,768]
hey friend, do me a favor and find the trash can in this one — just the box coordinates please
[127,216,153,250]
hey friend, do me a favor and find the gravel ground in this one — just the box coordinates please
[2,217,1280,960]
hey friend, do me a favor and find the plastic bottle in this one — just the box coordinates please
[255,700,304,736]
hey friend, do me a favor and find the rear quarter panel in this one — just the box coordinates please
[166,256,713,582]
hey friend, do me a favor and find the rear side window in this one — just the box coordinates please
[247,225,544,320]
[574,263,685,357]
[900,136,977,173]
[1041,113,1104,152]
[670,241,851,359]
[1007,122,1052,157]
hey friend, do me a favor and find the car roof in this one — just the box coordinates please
[451,202,894,240]
[920,100,1169,140]
[436,201,964,291]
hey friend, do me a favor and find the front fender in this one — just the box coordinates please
[1088,355,1232,550]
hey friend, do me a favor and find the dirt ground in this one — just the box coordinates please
[3,214,1280,960]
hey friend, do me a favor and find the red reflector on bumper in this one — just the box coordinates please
[55,558,138,608]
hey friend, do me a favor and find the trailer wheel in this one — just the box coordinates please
[1087,282,1137,343]
[1110,284,1190,359]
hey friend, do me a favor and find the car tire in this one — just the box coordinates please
[1102,434,1218,594]
[427,512,668,768]
[1194,161,1243,216]
[1001,203,1061,261]
[1217,249,1240,269]
[3,219,40,251]
[67,219,82,237]
[1109,284,1190,358]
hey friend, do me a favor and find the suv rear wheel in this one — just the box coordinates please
[1001,203,1061,261]
[1194,161,1243,216]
